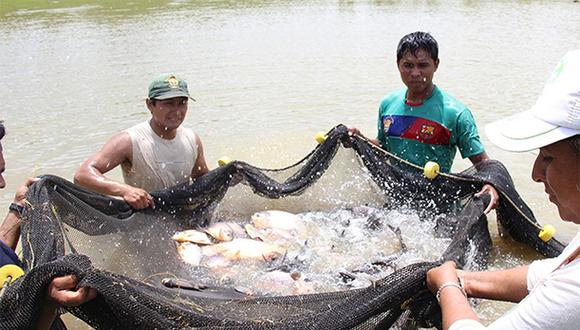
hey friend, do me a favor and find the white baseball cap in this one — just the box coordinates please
[486,50,580,152]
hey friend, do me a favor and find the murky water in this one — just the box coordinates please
[1,0,579,328]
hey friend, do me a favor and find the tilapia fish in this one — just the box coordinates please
[172,229,212,245]
[244,223,296,243]
[251,210,307,233]
[202,238,286,262]
[176,242,203,266]
[204,222,246,242]
[253,270,315,296]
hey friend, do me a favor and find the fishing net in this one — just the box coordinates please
[0,124,565,329]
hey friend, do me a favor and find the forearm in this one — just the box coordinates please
[461,266,529,302]
[74,167,129,198]
[439,287,479,330]
[468,152,490,165]
[0,210,21,250]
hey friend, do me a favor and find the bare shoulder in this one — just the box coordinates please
[103,131,132,154]
[91,131,133,167]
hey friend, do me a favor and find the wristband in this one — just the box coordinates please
[435,281,467,302]
[8,203,24,217]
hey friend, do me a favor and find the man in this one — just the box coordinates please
[427,50,580,329]
[74,73,209,209]
[0,122,97,328]
[350,31,497,212]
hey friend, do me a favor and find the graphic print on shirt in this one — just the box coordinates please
[381,115,451,145]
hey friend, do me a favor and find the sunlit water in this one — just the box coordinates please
[1,0,580,328]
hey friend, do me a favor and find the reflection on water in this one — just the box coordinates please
[2,0,580,328]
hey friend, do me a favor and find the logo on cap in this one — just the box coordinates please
[166,76,179,89]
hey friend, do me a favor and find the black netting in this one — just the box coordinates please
[0,124,565,329]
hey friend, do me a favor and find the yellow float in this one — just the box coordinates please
[218,156,232,167]
[423,161,440,180]
[538,224,556,242]
[314,132,328,144]
[0,264,25,288]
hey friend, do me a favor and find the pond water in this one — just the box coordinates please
[1,0,579,328]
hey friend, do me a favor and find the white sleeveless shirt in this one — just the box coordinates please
[122,121,198,192]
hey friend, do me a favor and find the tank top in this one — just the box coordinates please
[122,121,198,192]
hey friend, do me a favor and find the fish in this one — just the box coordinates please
[161,278,207,291]
[244,223,263,241]
[202,254,232,269]
[254,270,315,296]
[161,278,250,299]
[176,242,203,266]
[172,229,213,245]
[251,210,307,233]
[244,223,296,243]
[201,238,285,262]
[204,222,246,242]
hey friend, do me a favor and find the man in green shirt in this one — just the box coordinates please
[350,31,498,212]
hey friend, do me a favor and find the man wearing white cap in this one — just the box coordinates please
[75,73,209,210]
[426,50,580,329]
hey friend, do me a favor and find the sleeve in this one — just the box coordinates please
[486,261,580,329]
[527,257,558,290]
[0,240,23,268]
[455,109,485,159]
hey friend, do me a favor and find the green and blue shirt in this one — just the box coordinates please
[377,86,485,173]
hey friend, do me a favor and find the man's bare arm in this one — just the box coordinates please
[191,134,209,179]
[74,132,153,209]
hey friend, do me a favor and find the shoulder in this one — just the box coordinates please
[435,88,473,119]
[177,126,203,149]
[178,126,198,141]
[106,130,132,146]
[379,89,405,109]
[123,121,150,138]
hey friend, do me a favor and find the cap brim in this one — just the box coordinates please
[485,110,577,152]
[155,91,196,102]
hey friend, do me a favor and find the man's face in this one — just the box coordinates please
[147,97,189,133]
[397,49,439,95]
[532,139,580,223]
[0,148,5,189]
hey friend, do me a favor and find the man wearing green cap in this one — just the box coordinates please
[74,74,209,209]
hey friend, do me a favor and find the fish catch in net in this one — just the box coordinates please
[0,124,565,329]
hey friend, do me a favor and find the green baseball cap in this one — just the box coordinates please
[148,73,196,101]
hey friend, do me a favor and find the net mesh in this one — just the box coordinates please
[0,124,565,329]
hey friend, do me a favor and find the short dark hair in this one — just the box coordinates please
[397,31,439,62]
[0,120,5,141]
[568,134,580,154]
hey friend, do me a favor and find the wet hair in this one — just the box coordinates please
[0,120,4,141]
[396,31,439,62]
[568,134,580,154]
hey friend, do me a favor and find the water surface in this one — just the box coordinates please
[1,0,579,327]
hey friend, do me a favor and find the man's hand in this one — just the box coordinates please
[347,127,381,147]
[47,275,97,307]
[347,127,361,136]
[121,186,154,210]
[13,177,38,205]
[475,184,499,214]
